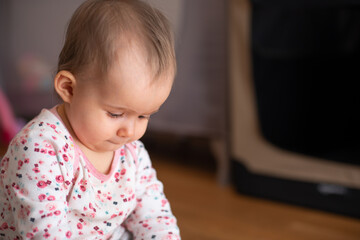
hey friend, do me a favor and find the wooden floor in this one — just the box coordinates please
[151,154,360,240]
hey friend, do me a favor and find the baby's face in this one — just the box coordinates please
[66,46,173,153]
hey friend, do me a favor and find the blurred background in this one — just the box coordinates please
[1,0,360,239]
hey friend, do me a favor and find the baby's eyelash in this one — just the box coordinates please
[107,112,124,118]
[139,115,150,120]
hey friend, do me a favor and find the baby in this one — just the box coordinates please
[0,0,180,239]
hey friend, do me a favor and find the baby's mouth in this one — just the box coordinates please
[107,140,123,145]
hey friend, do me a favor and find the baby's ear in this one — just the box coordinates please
[54,71,76,103]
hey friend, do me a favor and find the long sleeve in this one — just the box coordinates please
[0,119,75,239]
[123,141,180,240]
[1,110,181,239]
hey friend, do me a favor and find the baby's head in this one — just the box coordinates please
[54,0,176,152]
[57,0,176,82]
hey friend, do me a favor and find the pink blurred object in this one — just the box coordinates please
[0,87,22,144]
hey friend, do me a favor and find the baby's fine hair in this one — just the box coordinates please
[57,0,176,81]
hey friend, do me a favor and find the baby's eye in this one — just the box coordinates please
[139,115,150,120]
[107,112,124,118]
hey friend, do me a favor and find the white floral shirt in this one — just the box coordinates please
[0,108,180,240]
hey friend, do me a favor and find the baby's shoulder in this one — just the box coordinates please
[7,109,74,159]
[1,110,76,190]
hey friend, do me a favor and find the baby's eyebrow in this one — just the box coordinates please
[104,103,159,115]
[104,104,126,111]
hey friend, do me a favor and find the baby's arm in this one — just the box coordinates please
[1,127,73,239]
[124,141,180,240]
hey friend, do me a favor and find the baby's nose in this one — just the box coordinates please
[117,120,135,138]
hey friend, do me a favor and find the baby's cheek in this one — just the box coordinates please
[135,122,148,140]
[96,118,116,134]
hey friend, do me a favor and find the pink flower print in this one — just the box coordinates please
[50,124,56,129]
[44,143,52,149]
[26,233,34,238]
[37,180,47,188]
[38,194,46,201]
[47,195,56,201]
[161,199,168,207]
[62,154,69,162]
[21,139,27,144]
[66,231,72,238]
[114,172,120,179]
[43,232,50,238]
[89,203,94,210]
[120,148,125,156]
[1,222,8,229]
[63,143,69,152]
[120,168,126,175]
[80,185,86,192]
[12,183,20,190]
[55,175,64,183]
[19,188,29,196]
[24,158,30,164]
[18,160,23,170]
[79,179,87,185]
[32,167,40,173]
[48,150,56,156]
[45,203,56,211]
[77,223,83,229]
[54,210,61,216]
[40,149,47,154]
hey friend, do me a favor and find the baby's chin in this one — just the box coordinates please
[81,140,125,153]
[102,140,127,151]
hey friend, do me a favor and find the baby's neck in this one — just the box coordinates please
[79,147,115,175]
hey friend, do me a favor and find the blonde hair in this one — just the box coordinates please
[57,0,176,81]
